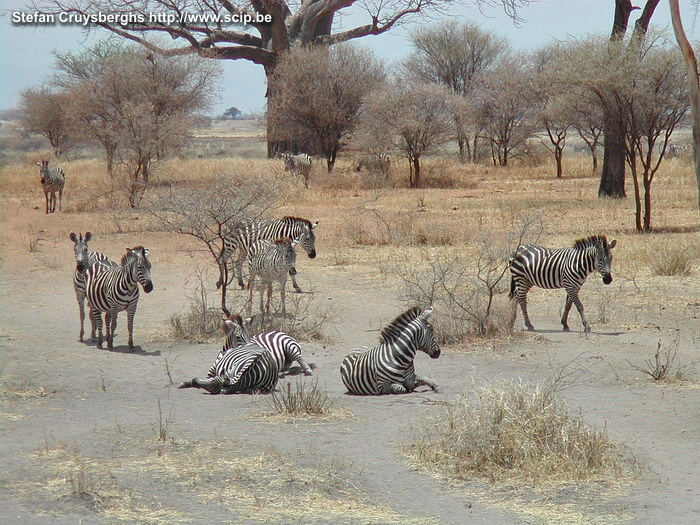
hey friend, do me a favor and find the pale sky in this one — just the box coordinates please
[1,1,698,114]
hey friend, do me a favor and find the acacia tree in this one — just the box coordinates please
[268,44,385,173]
[34,0,530,155]
[403,20,508,163]
[359,82,454,187]
[669,0,700,214]
[17,87,76,155]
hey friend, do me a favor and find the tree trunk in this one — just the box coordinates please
[409,155,421,188]
[555,146,563,178]
[591,147,598,174]
[669,0,700,214]
[643,176,652,232]
[629,153,643,231]
[599,115,626,198]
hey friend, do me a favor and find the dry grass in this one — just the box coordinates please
[407,381,625,486]
[629,335,692,382]
[0,379,54,400]
[267,378,336,417]
[644,238,698,276]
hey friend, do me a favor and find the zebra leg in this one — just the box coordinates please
[518,292,535,331]
[290,270,303,293]
[92,308,104,348]
[280,279,286,317]
[377,381,408,394]
[77,295,85,342]
[127,305,137,349]
[572,294,591,333]
[414,376,441,394]
[561,295,574,332]
[109,312,118,348]
[235,255,245,289]
[298,357,313,376]
[58,189,63,212]
[265,282,272,313]
[105,312,113,349]
[178,376,223,394]
[44,191,49,214]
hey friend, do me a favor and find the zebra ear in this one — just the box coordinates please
[222,319,235,332]
[36,161,42,167]
[312,221,319,229]
[244,317,253,326]
[422,306,434,319]
[609,239,617,250]
[290,239,299,248]
[84,232,92,242]
[69,232,78,242]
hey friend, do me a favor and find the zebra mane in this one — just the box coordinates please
[282,216,313,229]
[121,246,146,265]
[274,238,291,245]
[573,235,608,250]
[379,306,424,344]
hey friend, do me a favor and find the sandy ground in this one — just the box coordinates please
[1,203,699,525]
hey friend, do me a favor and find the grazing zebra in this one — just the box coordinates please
[247,238,298,316]
[180,318,278,395]
[70,232,116,342]
[509,235,617,333]
[281,152,313,188]
[217,216,318,293]
[355,153,391,174]
[86,246,153,349]
[340,306,441,395]
[36,160,65,214]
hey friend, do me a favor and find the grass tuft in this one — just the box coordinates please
[267,378,335,417]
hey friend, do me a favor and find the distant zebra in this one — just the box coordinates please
[281,152,313,188]
[36,160,65,214]
[86,246,154,349]
[509,235,617,333]
[217,216,318,293]
[247,238,297,316]
[340,306,441,395]
[355,153,390,175]
[179,318,278,395]
[70,232,116,342]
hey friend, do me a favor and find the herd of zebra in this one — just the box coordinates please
[54,159,618,396]
[277,151,391,188]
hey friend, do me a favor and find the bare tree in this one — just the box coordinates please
[268,44,385,173]
[33,0,531,155]
[669,0,700,214]
[147,176,279,309]
[17,87,76,155]
[404,20,508,163]
[359,81,455,187]
[571,100,604,175]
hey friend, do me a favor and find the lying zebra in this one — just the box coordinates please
[179,314,279,395]
[340,306,441,395]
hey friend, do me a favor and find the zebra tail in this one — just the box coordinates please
[509,275,516,299]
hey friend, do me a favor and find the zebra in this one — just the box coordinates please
[36,160,65,214]
[214,312,312,377]
[340,306,441,395]
[247,238,298,316]
[355,153,390,175]
[70,232,116,342]
[179,317,278,395]
[217,216,318,293]
[281,152,313,188]
[86,246,153,349]
[508,235,617,333]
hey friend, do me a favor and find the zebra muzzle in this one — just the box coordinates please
[143,282,154,293]
[602,274,612,285]
[308,250,317,259]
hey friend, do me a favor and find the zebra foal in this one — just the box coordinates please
[509,235,617,333]
[340,306,441,395]
[180,315,278,395]
[217,216,318,293]
[70,232,115,342]
[355,153,390,175]
[247,238,298,316]
[36,160,65,214]
[86,246,153,349]
[281,152,313,188]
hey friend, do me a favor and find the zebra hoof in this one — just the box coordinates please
[562,326,570,332]
[96,343,103,349]
[303,370,313,376]
[526,325,535,332]
[433,387,442,394]
[584,326,592,333]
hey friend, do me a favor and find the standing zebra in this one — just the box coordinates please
[281,152,313,188]
[355,153,391,175]
[86,246,153,349]
[36,160,65,214]
[247,238,297,316]
[217,216,318,293]
[179,317,278,395]
[340,306,441,395]
[509,235,617,333]
[70,232,116,342]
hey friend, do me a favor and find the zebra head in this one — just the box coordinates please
[70,231,92,272]
[417,306,441,359]
[221,312,252,349]
[275,238,298,276]
[594,237,617,285]
[36,160,50,183]
[124,246,153,293]
[280,151,294,171]
[295,219,319,259]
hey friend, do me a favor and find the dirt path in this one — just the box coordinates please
[1,227,700,524]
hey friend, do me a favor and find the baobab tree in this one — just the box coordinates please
[33,0,531,155]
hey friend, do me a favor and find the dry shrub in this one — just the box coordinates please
[629,335,691,382]
[407,381,624,485]
[419,159,480,189]
[267,378,335,416]
[644,238,697,276]
[169,273,224,341]
[346,210,457,247]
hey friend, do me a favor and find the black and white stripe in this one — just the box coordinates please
[509,235,617,332]
[180,316,278,395]
[70,232,116,342]
[355,153,390,174]
[281,152,313,188]
[247,238,297,316]
[86,246,153,349]
[340,306,441,395]
[218,216,318,293]
[36,160,65,214]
